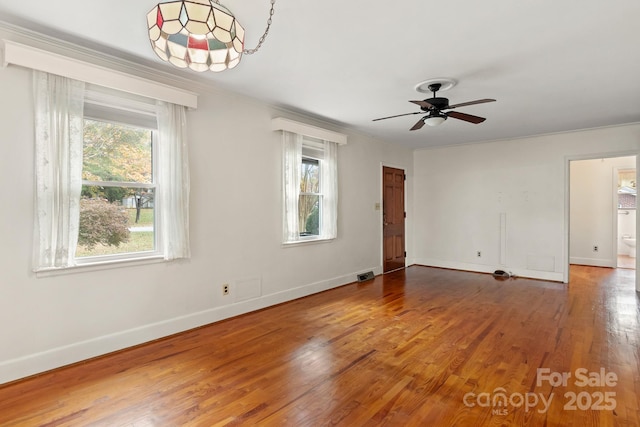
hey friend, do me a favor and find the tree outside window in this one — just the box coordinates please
[299,157,320,236]
[77,119,155,257]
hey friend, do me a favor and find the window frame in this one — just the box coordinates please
[29,56,194,274]
[298,155,323,240]
[282,135,336,246]
[276,118,345,247]
[74,95,163,267]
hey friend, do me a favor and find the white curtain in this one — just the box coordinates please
[33,71,85,270]
[156,101,191,260]
[320,140,338,239]
[283,131,302,243]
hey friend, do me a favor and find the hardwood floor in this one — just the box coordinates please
[1,265,638,426]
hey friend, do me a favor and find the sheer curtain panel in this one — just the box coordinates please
[282,131,302,243]
[156,101,191,260]
[32,71,85,270]
[320,140,338,239]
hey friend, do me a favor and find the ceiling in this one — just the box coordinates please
[1,0,639,149]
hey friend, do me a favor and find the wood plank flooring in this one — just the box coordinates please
[0,265,638,426]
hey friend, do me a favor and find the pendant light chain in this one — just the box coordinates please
[243,0,276,55]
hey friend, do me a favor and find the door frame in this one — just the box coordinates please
[613,166,637,268]
[564,151,639,291]
[380,162,408,272]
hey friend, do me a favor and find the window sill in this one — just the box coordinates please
[282,237,335,248]
[35,254,166,278]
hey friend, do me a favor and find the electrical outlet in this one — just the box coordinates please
[593,246,599,252]
[477,251,482,257]
[223,284,229,295]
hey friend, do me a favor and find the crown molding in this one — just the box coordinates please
[271,117,348,145]
[2,39,198,108]
[0,19,219,95]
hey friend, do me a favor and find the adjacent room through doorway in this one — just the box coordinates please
[569,156,637,273]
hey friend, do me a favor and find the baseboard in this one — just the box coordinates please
[0,266,382,385]
[569,257,616,268]
[414,258,565,282]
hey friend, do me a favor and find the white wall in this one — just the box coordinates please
[618,210,636,256]
[413,125,640,283]
[0,60,413,383]
[569,157,635,267]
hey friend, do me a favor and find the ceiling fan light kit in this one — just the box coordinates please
[147,0,275,72]
[373,80,496,131]
[424,113,447,127]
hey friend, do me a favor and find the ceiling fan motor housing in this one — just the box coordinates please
[422,97,449,111]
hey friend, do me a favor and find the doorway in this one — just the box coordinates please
[569,156,637,272]
[382,166,405,273]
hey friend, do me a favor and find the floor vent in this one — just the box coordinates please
[357,271,375,282]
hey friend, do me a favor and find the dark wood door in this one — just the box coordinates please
[383,166,405,272]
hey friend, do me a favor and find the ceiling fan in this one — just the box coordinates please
[373,83,496,130]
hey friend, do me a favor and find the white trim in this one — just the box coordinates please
[414,121,640,152]
[1,39,198,109]
[35,255,166,277]
[282,237,334,247]
[272,117,347,145]
[81,180,155,189]
[612,167,621,269]
[414,258,565,282]
[636,158,640,293]
[569,257,616,268]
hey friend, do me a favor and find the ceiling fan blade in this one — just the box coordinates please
[410,100,435,109]
[410,118,426,131]
[372,111,423,121]
[446,99,496,109]
[447,111,486,124]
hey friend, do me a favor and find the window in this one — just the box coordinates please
[282,131,339,244]
[77,118,156,259]
[77,86,160,261]
[299,156,320,237]
[33,72,190,271]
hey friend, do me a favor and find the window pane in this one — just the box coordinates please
[83,119,153,183]
[301,158,319,193]
[76,186,155,257]
[299,194,320,236]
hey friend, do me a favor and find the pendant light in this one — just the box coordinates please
[147,0,275,72]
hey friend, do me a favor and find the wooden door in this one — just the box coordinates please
[383,166,405,272]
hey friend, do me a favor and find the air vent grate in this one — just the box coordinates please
[357,271,375,282]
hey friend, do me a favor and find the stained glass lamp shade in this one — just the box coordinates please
[147,0,245,72]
